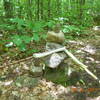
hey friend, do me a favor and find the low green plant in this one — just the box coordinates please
[62,25,82,35]
[10,17,26,32]
[11,34,32,51]
[8,18,47,51]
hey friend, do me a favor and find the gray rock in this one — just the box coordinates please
[45,53,66,68]
[45,42,67,68]
[15,75,38,87]
[29,65,43,77]
[81,45,96,55]
[47,30,65,44]
[0,34,3,37]
[46,42,63,51]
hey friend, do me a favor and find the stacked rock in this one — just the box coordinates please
[45,25,67,68]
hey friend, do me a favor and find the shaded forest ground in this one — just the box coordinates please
[0,29,100,100]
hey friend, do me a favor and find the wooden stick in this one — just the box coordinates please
[33,47,66,58]
[0,56,33,69]
[64,49,99,81]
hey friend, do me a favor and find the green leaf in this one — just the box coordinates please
[10,17,25,26]
[40,34,47,40]
[26,49,39,55]
[21,35,32,44]
[25,20,34,30]
[32,33,40,42]
[79,79,85,85]
[31,49,39,53]
[12,35,22,46]
[32,21,44,32]
[19,43,26,51]
[46,21,55,28]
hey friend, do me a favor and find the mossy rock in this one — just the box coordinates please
[44,67,67,86]
[14,75,39,88]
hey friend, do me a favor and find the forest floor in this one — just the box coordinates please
[0,29,100,100]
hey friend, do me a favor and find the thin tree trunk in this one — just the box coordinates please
[56,0,61,16]
[79,0,85,24]
[18,0,22,18]
[68,0,71,10]
[27,0,32,20]
[37,0,40,21]
[48,0,51,20]
[3,0,13,18]
[40,0,43,20]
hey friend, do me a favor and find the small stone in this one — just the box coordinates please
[29,65,43,77]
[93,26,100,31]
[15,75,38,87]
[5,42,13,47]
[81,45,96,55]
[3,80,13,86]
[0,34,3,37]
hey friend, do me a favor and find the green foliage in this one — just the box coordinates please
[11,18,25,29]
[0,24,15,31]
[8,18,47,51]
[46,20,55,29]
[32,21,46,32]
[32,32,40,42]
[11,34,32,51]
[62,25,81,35]
[0,0,100,53]
[54,17,69,25]
[26,49,39,55]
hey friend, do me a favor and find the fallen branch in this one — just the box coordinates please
[64,49,99,81]
[0,56,33,69]
[33,47,66,58]
[33,47,99,82]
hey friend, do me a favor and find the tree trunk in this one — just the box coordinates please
[68,0,71,10]
[56,0,61,16]
[48,0,51,20]
[79,0,85,24]
[40,0,43,20]
[3,0,13,18]
[37,0,40,21]
[17,0,22,18]
[27,0,32,20]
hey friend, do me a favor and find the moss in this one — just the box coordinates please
[44,67,67,86]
